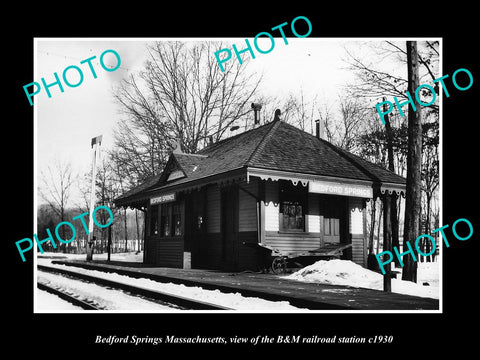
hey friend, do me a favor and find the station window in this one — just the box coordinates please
[173,204,182,236]
[324,218,340,236]
[160,203,171,237]
[150,205,159,235]
[279,180,307,232]
[160,202,182,237]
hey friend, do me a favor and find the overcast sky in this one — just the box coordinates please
[34,37,431,206]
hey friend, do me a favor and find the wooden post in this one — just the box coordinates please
[258,179,266,245]
[383,192,392,292]
[86,135,102,261]
[107,223,112,261]
[383,100,400,267]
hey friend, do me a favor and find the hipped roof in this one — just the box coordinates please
[114,119,406,207]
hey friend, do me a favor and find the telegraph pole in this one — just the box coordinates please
[86,135,102,261]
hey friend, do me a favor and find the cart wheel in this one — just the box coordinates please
[271,256,287,274]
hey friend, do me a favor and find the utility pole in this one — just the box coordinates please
[383,99,400,268]
[86,135,102,261]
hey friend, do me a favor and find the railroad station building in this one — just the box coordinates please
[114,111,406,272]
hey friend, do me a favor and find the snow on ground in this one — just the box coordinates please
[37,271,175,311]
[37,289,83,311]
[36,253,301,311]
[286,259,439,299]
[37,251,144,263]
[36,252,439,311]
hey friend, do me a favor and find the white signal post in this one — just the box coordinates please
[86,135,102,261]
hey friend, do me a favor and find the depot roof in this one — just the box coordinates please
[114,119,406,207]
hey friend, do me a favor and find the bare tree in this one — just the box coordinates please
[280,88,316,133]
[345,41,439,276]
[113,41,262,173]
[316,101,335,142]
[420,120,439,262]
[39,159,75,250]
[111,111,170,184]
[337,97,371,152]
[95,156,121,252]
[108,152,134,252]
[344,41,439,105]
[315,95,370,152]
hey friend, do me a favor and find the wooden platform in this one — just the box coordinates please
[48,259,439,311]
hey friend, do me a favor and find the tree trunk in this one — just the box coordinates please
[383,194,392,292]
[124,208,128,252]
[425,193,432,262]
[107,224,112,261]
[383,101,400,267]
[402,41,423,282]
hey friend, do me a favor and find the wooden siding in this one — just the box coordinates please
[264,180,279,231]
[349,198,364,234]
[238,231,266,270]
[351,234,365,266]
[319,194,345,244]
[158,239,184,268]
[144,237,184,268]
[238,180,258,232]
[263,180,321,251]
[265,231,322,252]
[198,231,266,271]
[307,193,321,233]
[349,197,366,267]
[198,233,222,269]
[264,181,321,252]
[144,236,156,264]
[206,185,221,233]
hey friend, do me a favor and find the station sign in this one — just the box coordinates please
[309,180,372,198]
[150,192,176,205]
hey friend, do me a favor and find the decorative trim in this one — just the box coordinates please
[247,166,373,187]
[379,183,406,197]
[247,167,374,198]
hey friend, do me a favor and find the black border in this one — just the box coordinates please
[7,5,479,355]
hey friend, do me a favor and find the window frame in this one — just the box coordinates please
[278,180,308,233]
[159,202,183,238]
[149,204,159,236]
[172,203,182,236]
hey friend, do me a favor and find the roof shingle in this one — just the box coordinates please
[115,119,406,206]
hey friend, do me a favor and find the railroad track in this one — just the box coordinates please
[37,264,232,311]
[37,282,100,310]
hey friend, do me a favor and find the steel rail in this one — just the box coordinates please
[37,282,100,310]
[37,264,232,310]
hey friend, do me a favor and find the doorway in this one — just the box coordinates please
[184,189,205,269]
[221,185,238,270]
[321,195,347,244]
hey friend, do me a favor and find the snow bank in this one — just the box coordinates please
[37,289,82,311]
[37,259,300,311]
[286,259,439,299]
[288,259,382,287]
[38,251,143,262]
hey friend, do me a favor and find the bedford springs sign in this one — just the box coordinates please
[309,180,373,198]
[150,193,176,205]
